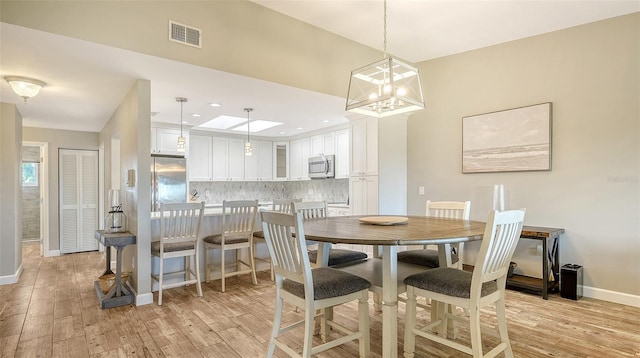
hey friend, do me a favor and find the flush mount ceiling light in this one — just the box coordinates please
[244,108,253,156]
[176,97,187,152]
[4,76,46,104]
[345,0,424,118]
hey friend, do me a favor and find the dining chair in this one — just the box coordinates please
[151,202,204,305]
[260,211,371,358]
[203,199,259,292]
[254,198,302,280]
[397,200,471,269]
[293,201,368,267]
[403,209,526,358]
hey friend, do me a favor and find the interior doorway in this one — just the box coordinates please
[22,141,49,257]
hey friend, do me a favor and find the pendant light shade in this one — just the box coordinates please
[346,0,424,118]
[244,108,253,156]
[4,76,46,104]
[176,97,187,152]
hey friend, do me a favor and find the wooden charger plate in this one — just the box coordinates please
[358,216,409,226]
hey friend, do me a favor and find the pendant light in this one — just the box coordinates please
[346,0,424,118]
[244,108,253,156]
[176,97,187,152]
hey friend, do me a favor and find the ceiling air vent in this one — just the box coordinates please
[169,20,201,48]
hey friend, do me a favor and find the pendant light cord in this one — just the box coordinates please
[180,100,183,136]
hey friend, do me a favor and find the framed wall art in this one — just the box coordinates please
[462,102,552,173]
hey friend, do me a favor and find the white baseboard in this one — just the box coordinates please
[46,250,60,257]
[583,285,640,308]
[0,263,23,285]
[129,284,153,306]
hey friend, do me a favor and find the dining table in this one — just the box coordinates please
[302,215,486,358]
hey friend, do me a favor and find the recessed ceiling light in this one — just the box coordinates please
[297,127,303,130]
[199,115,246,129]
[233,120,283,133]
[209,103,222,107]
[279,131,286,134]
[322,120,330,123]
[191,113,201,117]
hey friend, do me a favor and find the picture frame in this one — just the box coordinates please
[462,102,552,173]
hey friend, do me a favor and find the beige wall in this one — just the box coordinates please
[22,127,100,253]
[407,13,639,299]
[0,103,23,280]
[100,80,152,303]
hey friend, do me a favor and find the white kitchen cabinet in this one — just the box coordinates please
[152,127,187,156]
[273,142,289,181]
[245,140,272,181]
[310,132,335,157]
[334,129,350,179]
[350,118,378,176]
[188,135,213,181]
[289,137,311,180]
[210,137,244,181]
[349,175,378,215]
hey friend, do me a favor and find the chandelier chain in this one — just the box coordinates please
[383,0,387,57]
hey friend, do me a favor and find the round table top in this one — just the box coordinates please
[301,215,486,246]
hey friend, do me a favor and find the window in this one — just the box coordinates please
[22,162,39,186]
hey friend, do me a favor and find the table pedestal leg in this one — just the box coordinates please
[382,246,398,358]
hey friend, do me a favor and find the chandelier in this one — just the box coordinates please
[345,0,424,118]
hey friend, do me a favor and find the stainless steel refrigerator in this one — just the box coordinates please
[151,155,187,211]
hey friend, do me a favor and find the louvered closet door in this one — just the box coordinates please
[60,149,99,253]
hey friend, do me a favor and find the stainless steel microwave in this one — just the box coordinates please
[308,155,335,179]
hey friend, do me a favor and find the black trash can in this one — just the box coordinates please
[561,264,583,300]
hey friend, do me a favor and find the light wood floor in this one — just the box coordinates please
[1,243,639,357]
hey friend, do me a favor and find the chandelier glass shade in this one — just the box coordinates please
[4,76,46,103]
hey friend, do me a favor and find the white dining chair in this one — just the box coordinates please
[151,202,204,305]
[397,200,471,269]
[203,199,259,292]
[403,209,526,358]
[260,211,371,358]
[293,201,368,267]
[253,198,302,280]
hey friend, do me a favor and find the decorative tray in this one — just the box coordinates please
[358,216,409,226]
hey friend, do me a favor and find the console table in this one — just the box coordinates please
[507,226,564,299]
[94,230,136,308]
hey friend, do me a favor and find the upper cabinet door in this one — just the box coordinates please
[334,129,350,179]
[245,140,272,181]
[227,138,245,181]
[152,127,188,156]
[211,137,229,181]
[350,118,378,176]
[188,135,212,181]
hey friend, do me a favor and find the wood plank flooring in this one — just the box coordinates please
[1,243,639,357]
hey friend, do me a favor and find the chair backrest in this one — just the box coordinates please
[472,209,526,293]
[260,211,313,293]
[222,200,259,236]
[273,198,302,214]
[293,201,328,220]
[159,202,205,250]
[426,200,471,220]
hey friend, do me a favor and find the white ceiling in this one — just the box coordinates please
[1,1,637,136]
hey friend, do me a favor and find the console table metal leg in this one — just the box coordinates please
[542,237,549,299]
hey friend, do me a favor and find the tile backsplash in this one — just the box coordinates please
[189,178,348,204]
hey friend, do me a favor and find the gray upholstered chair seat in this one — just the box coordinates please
[203,233,250,245]
[396,249,458,268]
[151,240,195,255]
[404,267,497,299]
[283,267,371,300]
[308,249,368,266]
